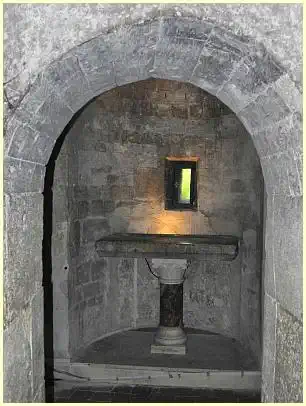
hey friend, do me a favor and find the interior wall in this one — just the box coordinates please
[52,79,263,361]
[52,143,70,360]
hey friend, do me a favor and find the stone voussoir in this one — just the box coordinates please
[238,86,292,135]
[4,157,45,194]
[161,16,215,42]
[7,124,56,165]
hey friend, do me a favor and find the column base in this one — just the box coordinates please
[151,326,187,354]
[151,343,186,355]
[154,326,187,345]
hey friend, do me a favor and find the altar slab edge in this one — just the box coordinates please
[95,233,239,261]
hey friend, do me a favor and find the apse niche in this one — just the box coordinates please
[51,79,264,389]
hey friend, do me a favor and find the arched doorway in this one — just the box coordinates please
[4,17,302,402]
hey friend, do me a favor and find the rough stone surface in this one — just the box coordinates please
[4,306,33,402]
[31,289,45,397]
[4,157,45,194]
[240,228,263,361]
[274,306,303,402]
[4,4,301,97]
[66,79,262,242]
[262,194,275,300]
[3,5,302,403]
[261,294,277,402]
[183,259,241,340]
[82,218,110,244]
[239,87,291,135]
[153,30,206,82]
[273,195,302,321]
[4,193,43,328]
[108,21,160,86]
[52,79,263,358]
[7,124,55,164]
[52,144,70,360]
[137,258,160,326]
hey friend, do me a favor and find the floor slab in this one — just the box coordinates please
[73,329,259,371]
[55,385,261,403]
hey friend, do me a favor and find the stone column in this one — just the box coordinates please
[150,259,187,355]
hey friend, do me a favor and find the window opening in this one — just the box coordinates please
[165,158,198,211]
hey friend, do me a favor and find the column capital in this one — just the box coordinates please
[151,258,187,284]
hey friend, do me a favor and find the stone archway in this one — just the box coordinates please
[4,17,302,402]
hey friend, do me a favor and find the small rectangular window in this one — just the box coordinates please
[165,158,198,211]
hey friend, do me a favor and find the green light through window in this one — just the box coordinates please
[179,168,191,203]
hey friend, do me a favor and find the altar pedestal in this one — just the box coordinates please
[150,259,187,355]
[95,233,240,356]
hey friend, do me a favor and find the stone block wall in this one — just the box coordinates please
[4,5,302,402]
[183,258,241,339]
[4,178,45,401]
[240,227,263,361]
[52,79,263,360]
[68,256,136,355]
[52,143,70,360]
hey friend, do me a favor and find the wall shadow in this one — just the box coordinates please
[42,100,94,402]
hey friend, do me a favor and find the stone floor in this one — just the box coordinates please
[53,329,261,402]
[55,385,261,402]
[73,329,259,370]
